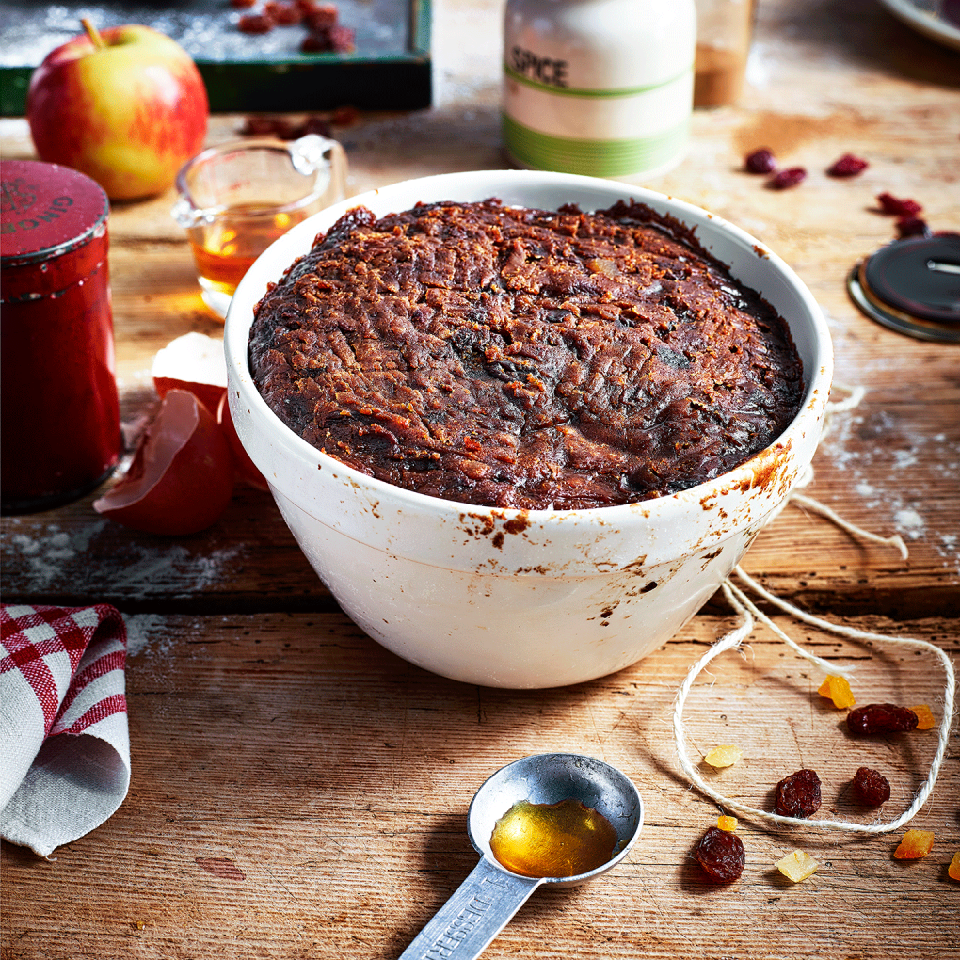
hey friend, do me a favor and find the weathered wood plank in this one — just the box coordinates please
[2,613,956,960]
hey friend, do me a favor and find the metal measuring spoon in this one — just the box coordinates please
[398,753,644,959]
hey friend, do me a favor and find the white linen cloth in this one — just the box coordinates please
[1,603,130,857]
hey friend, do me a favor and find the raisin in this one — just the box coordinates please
[745,148,777,174]
[827,153,869,177]
[876,192,922,217]
[694,825,745,883]
[852,766,890,806]
[775,769,822,818]
[847,703,919,737]
[769,167,807,190]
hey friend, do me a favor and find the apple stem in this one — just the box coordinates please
[81,18,106,49]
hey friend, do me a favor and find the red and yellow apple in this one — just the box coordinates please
[26,21,209,201]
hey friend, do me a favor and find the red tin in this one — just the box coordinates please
[1,160,122,514]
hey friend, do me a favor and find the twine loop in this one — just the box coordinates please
[673,385,956,833]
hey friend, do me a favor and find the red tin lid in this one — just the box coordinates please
[1,159,109,266]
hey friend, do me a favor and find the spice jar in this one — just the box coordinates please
[694,0,756,107]
[502,0,696,179]
[1,160,121,514]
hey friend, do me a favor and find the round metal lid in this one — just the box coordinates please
[1,159,110,266]
[848,232,960,343]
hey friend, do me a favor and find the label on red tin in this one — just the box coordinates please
[1,159,109,265]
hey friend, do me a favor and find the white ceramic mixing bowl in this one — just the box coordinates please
[224,170,833,689]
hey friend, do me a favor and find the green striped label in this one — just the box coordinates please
[502,113,690,178]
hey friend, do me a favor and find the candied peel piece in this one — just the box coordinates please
[776,850,820,883]
[894,829,935,860]
[818,675,856,709]
[717,815,738,832]
[704,744,743,768]
[949,852,960,882]
[908,704,936,730]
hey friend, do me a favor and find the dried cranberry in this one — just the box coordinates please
[895,216,930,239]
[301,31,330,52]
[239,115,299,138]
[306,3,340,27]
[847,703,919,737]
[295,115,334,138]
[827,153,869,177]
[876,192,922,217]
[852,767,891,806]
[694,825,745,883]
[237,13,274,33]
[775,769,822,818]
[327,24,355,51]
[769,167,807,190]
[330,105,359,126]
[745,148,777,174]
[265,1,302,24]
[230,0,257,7]
[303,22,355,52]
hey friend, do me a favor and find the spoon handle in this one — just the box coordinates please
[398,859,542,960]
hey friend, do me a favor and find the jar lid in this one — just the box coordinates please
[1,159,109,266]
[847,233,960,344]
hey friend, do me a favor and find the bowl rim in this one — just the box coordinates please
[225,168,833,525]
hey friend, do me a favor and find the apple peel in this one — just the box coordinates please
[217,390,269,491]
[152,331,229,415]
[94,389,234,535]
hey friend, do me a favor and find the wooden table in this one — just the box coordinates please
[2,0,959,956]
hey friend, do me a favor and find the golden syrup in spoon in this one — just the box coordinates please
[489,798,618,878]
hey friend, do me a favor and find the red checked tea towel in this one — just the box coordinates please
[0,604,130,857]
